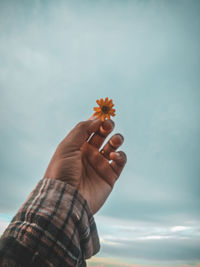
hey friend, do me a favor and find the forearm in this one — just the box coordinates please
[0,178,100,266]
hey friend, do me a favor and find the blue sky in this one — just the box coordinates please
[0,0,200,266]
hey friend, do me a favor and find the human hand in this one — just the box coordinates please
[43,118,127,214]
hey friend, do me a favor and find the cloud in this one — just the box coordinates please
[0,217,10,236]
[171,226,191,232]
[87,257,200,267]
[94,215,200,263]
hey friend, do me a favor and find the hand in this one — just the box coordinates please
[43,118,127,214]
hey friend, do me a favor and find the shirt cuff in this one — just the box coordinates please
[3,178,100,266]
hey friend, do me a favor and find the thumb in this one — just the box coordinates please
[63,118,102,151]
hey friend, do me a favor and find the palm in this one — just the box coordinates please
[79,143,113,214]
[44,119,126,214]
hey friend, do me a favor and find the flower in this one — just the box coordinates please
[93,97,116,121]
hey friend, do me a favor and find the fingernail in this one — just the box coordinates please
[116,133,124,141]
[118,151,127,161]
[102,119,115,131]
[116,152,121,158]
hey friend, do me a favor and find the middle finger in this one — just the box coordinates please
[100,134,124,159]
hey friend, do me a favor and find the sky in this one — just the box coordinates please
[0,0,200,266]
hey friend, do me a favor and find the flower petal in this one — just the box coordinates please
[106,114,111,120]
[101,114,105,121]
[105,97,109,103]
[108,99,113,105]
[93,107,101,111]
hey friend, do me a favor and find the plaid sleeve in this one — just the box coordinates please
[0,178,100,267]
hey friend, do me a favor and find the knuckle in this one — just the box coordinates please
[76,121,87,129]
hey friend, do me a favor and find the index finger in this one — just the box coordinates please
[88,119,115,149]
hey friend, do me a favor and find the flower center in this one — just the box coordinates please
[101,105,110,114]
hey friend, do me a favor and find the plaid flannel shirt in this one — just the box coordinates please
[0,178,100,266]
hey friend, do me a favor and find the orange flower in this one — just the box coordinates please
[93,97,116,121]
